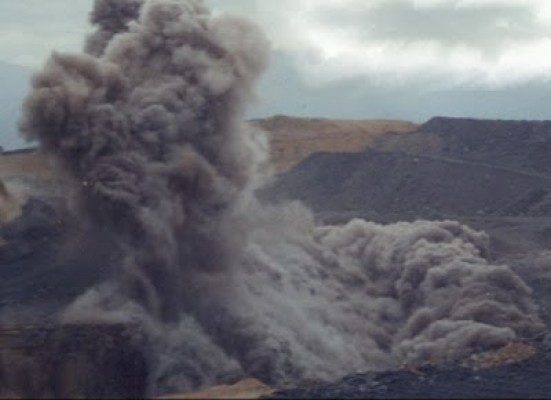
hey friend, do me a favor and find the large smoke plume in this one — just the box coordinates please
[19,0,544,396]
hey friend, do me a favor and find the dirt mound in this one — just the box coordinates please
[253,115,417,172]
[158,378,275,399]
[467,342,537,369]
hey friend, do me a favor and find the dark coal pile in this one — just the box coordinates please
[3,0,551,398]
[373,116,551,176]
[264,117,551,222]
[262,149,551,221]
[267,337,551,399]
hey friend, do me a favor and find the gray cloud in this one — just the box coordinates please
[202,0,551,88]
[315,1,542,52]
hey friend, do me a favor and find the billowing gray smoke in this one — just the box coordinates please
[20,0,269,323]
[19,0,544,396]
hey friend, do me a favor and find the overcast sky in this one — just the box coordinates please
[3,0,551,150]
[4,0,551,87]
[210,0,551,90]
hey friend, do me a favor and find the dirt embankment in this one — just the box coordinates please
[252,115,418,172]
[0,116,417,180]
[0,149,70,225]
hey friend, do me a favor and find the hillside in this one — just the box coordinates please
[0,115,417,197]
[266,117,551,221]
[372,116,551,175]
[262,116,551,326]
[263,149,551,221]
[252,115,418,172]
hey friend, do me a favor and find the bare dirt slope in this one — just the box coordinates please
[0,150,53,179]
[0,116,417,179]
[0,149,70,225]
[252,115,417,172]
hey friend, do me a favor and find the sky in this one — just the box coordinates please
[3,0,551,148]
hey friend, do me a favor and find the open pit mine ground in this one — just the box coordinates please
[2,116,551,398]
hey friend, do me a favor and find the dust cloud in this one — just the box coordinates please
[18,0,544,395]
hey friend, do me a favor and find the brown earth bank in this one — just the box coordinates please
[252,115,418,172]
[0,115,417,178]
[157,378,275,399]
